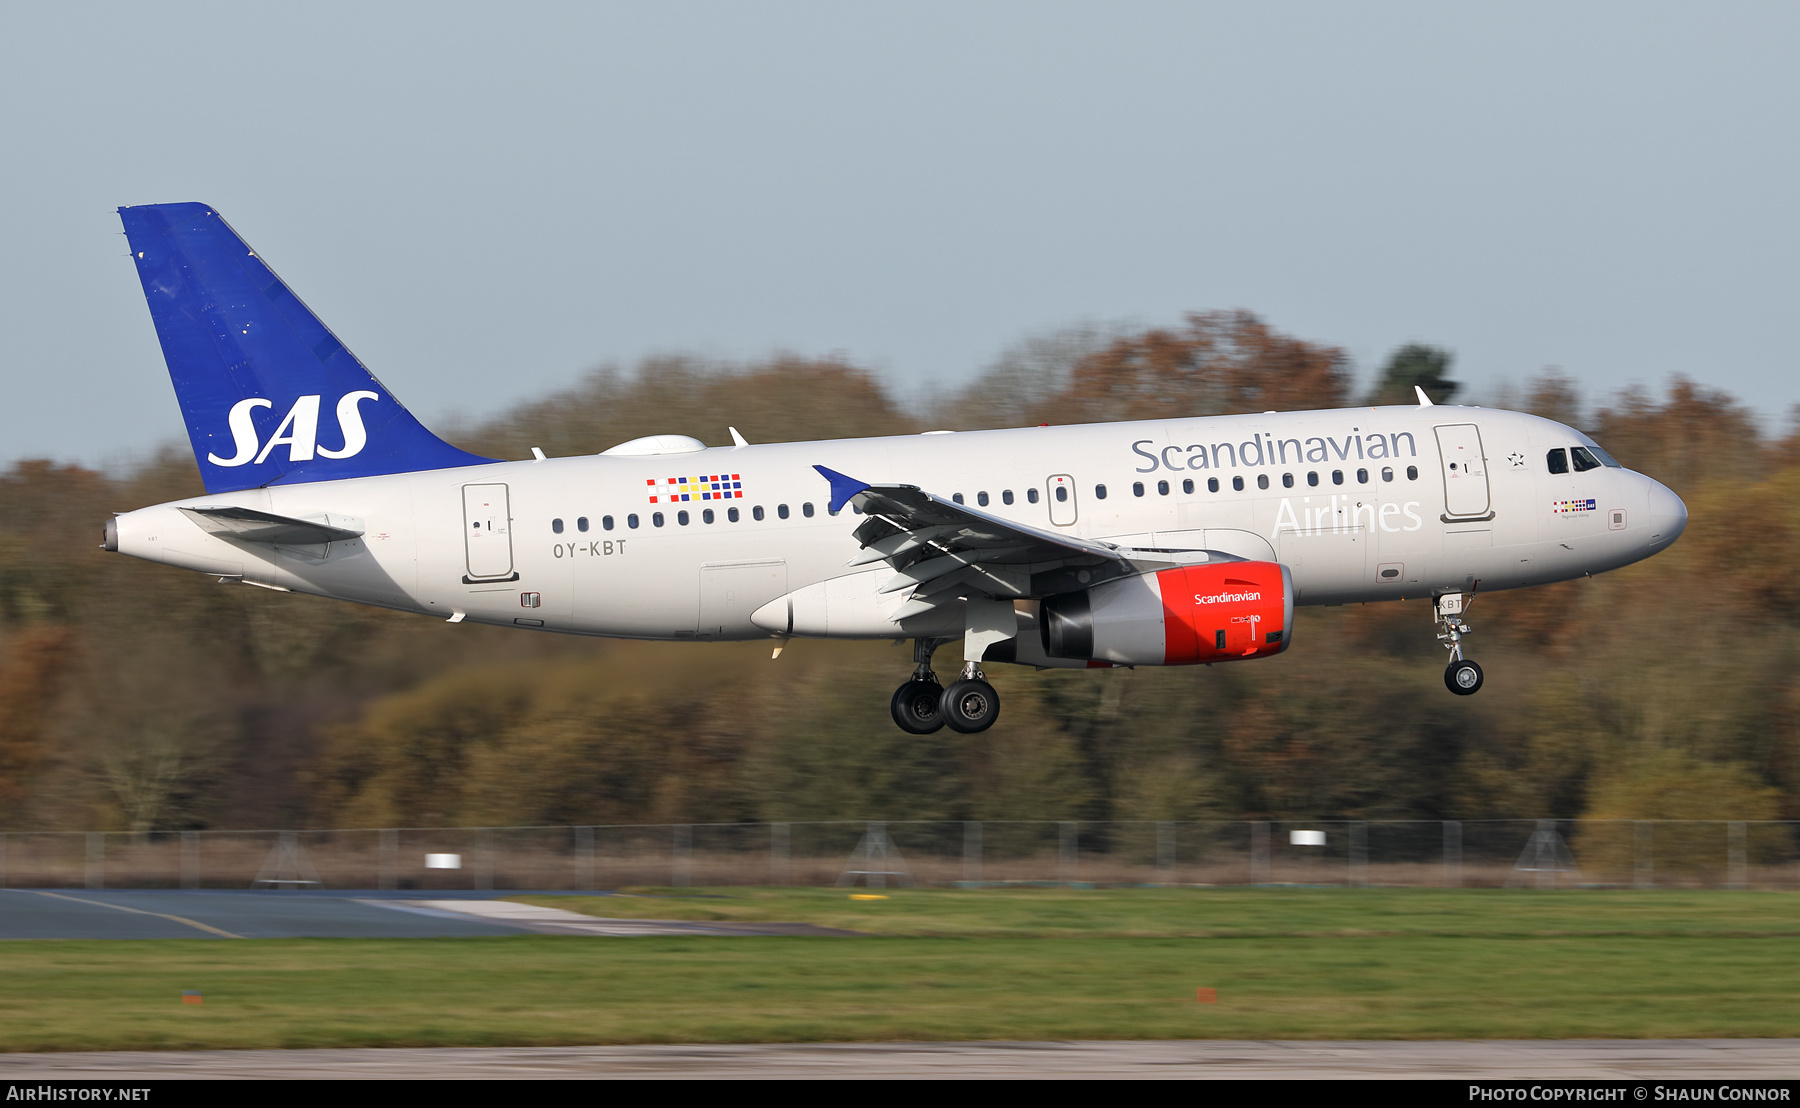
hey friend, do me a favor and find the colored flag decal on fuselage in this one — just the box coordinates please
[1552,499,1597,514]
[647,475,744,504]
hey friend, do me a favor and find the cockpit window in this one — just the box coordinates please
[1585,442,1623,468]
[1570,446,1602,472]
[1546,448,1569,474]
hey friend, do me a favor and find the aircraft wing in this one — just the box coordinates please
[178,506,364,545]
[816,465,1158,620]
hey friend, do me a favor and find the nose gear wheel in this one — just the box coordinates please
[1445,658,1484,695]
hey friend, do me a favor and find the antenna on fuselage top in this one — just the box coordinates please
[1414,385,1435,407]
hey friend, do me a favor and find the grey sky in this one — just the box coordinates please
[3,2,1795,469]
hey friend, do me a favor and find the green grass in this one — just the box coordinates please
[511,885,1800,937]
[3,888,1798,1052]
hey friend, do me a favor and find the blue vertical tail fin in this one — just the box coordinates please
[118,202,495,493]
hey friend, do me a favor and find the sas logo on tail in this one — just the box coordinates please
[208,392,379,467]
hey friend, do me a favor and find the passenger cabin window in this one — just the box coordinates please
[1059,486,1072,501]
[1232,476,1244,491]
[1133,482,1145,497]
[1406,466,1418,480]
[752,505,764,521]
[728,507,739,522]
[1381,467,1393,482]
[1546,448,1569,474]
[577,517,589,532]
[627,514,638,529]
[803,503,815,517]
[1027,488,1039,504]
[953,493,965,505]
[1357,468,1369,483]
[702,509,714,523]
[652,513,664,527]
[1207,478,1219,493]
[551,518,564,534]
[1281,473,1294,488]
[1571,446,1603,472]
[1002,490,1014,505]
[778,504,790,519]
[1332,470,1344,485]
[1157,480,1169,495]
[678,510,690,525]
[603,515,615,531]
[1257,474,1269,490]
[1307,471,1319,487]
[1182,478,1194,494]
[977,491,989,507]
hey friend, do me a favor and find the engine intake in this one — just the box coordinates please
[1041,561,1293,666]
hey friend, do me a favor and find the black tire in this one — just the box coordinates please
[1445,658,1484,696]
[890,679,946,733]
[940,678,1001,733]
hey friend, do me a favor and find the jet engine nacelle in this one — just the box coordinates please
[1040,561,1294,666]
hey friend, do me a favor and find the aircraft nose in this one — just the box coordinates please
[1645,479,1687,550]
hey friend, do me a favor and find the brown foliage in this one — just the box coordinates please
[1591,378,1763,494]
[0,626,78,819]
[464,355,915,460]
[1039,310,1352,425]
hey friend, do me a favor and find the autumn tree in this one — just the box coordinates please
[1366,344,1459,406]
[1036,310,1351,424]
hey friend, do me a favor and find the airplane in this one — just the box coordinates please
[103,203,1689,734]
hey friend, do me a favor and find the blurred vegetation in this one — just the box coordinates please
[8,891,1800,1049]
[0,311,1795,851]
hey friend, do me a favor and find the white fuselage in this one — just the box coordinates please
[111,405,1687,647]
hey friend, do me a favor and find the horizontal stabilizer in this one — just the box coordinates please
[179,506,363,545]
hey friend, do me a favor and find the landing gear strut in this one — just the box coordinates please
[890,638,946,733]
[1435,592,1483,696]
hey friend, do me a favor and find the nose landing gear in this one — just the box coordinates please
[1435,592,1482,696]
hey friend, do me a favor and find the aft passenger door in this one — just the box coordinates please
[462,483,517,582]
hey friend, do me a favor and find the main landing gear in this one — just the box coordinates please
[890,638,1001,734]
[1435,592,1483,696]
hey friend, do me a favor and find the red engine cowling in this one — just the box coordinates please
[1040,561,1293,666]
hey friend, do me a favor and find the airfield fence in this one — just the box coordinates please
[1,819,1796,891]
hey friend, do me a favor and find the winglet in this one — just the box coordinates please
[1414,385,1435,407]
[813,465,870,514]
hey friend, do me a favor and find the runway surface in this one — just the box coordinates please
[0,888,852,939]
[0,1040,1795,1078]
